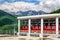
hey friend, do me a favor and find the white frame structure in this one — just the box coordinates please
[17,14,60,38]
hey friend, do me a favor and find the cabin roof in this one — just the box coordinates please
[17,13,60,20]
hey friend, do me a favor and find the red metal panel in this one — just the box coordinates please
[46,26,51,30]
[35,26,39,30]
[38,26,41,30]
[21,26,28,32]
[31,26,41,33]
[21,30,28,32]
[31,26,35,30]
[51,26,56,30]
[25,26,28,30]
[44,26,47,30]
[21,26,25,30]
[51,26,56,34]
[44,26,51,34]
[58,26,60,34]
[43,26,47,33]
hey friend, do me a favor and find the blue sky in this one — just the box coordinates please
[0,0,39,4]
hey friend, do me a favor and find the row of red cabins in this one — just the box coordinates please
[20,26,60,34]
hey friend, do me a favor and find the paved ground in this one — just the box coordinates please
[0,37,48,40]
[0,36,41,40]
[0,37,59,40]
[0,35,60,40]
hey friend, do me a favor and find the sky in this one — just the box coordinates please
[0,0,60,13]
[0,0,39,4]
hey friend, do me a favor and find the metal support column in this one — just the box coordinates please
[41,18,43,38]
[28,19,31,37]
[56,17,59,37]
[18,19,20,36]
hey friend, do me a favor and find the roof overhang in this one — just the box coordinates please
[17,14,60,20]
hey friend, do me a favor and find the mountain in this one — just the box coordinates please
[16,10,47,16]
[0,10,17,30]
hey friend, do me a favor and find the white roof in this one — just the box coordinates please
[17,13,60,20]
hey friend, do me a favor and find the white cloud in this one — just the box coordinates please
[0,0,60,13]
[38,0,60,12]
[13,2,38,12]
[0,2,38,13]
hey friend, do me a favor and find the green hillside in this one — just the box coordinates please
[51,9,60,13]
[0,10,17,30]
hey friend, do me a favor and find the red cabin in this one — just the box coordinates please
[51,26,56,34]
[21,26,28,32]
[46,26,51,34]
[31,26,41,33]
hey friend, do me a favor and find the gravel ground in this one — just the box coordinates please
[0,37,58,40]
[0,35,60,40]
[0,37,60,40]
